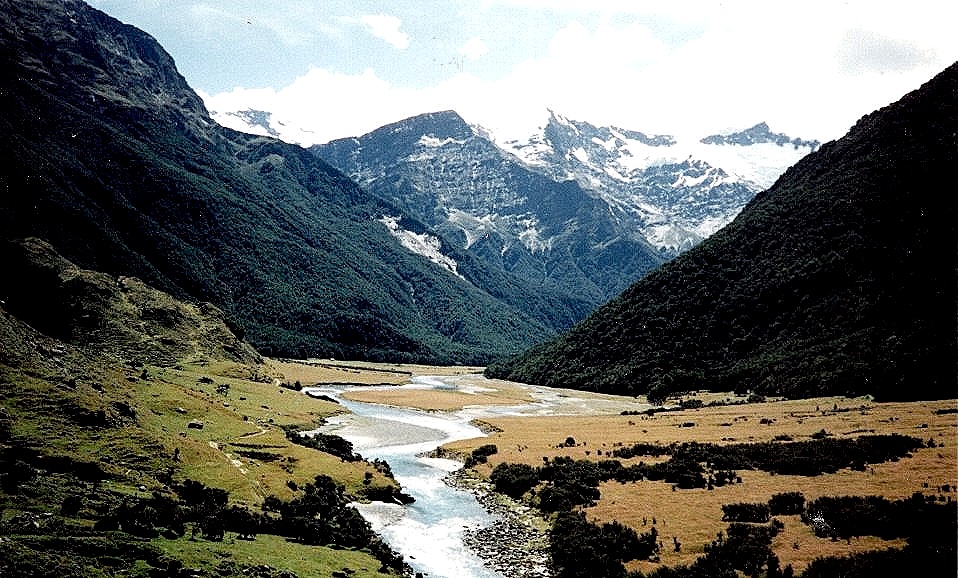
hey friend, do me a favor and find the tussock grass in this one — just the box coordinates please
[444,392,957,573]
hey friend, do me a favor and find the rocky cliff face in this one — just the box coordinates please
[314,111,667,309]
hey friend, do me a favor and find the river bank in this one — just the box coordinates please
[444,466,552,578]
[310,372,651,578]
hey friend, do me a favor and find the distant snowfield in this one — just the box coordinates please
[497,124,812,189]
[492,113,817,252]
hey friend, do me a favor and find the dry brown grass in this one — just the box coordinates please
[267,358,411,386]
[444,393,958,573]
[268,358,485,386]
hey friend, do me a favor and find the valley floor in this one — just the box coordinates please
[311,361,957,574]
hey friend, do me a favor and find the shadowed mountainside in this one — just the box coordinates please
[0,237,261,367]
[0,0,558,365]
[488,63,958,401]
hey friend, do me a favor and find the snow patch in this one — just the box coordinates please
[570,147,590,164]
[643,223,700,253]
[691,214,736,239]
[418,134,468,148]
[692,141,815,188]
[379,216,463,279]
[516,216,552,254]
[445,210,501,250]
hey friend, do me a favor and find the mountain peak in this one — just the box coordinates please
[4,0,207,119]
[543,111,676,148]
[374,110,471,138]
[700,122,820,148]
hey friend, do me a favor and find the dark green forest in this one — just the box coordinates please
[488,63,958,401]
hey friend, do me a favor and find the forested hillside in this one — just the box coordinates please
[0,0,555,364]
[488,63,958,401]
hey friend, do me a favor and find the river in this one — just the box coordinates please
[305,375,650,578]
[306,377,510,578]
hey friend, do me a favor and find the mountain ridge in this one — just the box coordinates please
[499,110,820,252]
[312,110,668,317]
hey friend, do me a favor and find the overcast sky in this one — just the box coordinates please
[89,1,958,145]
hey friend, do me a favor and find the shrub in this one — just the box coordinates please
[465,443,498,467]
[768,492,805,515]
[490,463,539,499]
[721,503,770,523]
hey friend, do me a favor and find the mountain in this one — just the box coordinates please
[700,121,820,148]
[499,112,819,252]
[312,111,668,315]
[0,0,562,364]
[487,63,958,401]
[310,111,816,315]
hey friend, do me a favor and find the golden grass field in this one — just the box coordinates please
[329,365,957,574]
[450,394,957,573]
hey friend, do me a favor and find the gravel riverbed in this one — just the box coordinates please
[445,468,553,578]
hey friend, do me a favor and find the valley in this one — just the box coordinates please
[1,1,955,577]
[6,314,951,578]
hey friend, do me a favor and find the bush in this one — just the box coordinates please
[721,503,770,523]
[768,492,805,515]
[465,444,498,467]
[283,427,360,462]
[490,462,539,499]
[550,511,659,578]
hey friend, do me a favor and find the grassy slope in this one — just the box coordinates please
[0,244,404,576]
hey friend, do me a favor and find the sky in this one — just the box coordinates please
[88,1,958,146]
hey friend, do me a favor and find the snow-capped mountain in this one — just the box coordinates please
[312,111,668,314]
[498,111,820,251]
[310,110,819,316]
[212,105,817,252]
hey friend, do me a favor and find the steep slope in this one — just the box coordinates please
[0,237,261,367]
[0,0,553,364]
[487,63,958,401]
[0,239,408,576]
[313,111,667,315]
[500,112,819,252]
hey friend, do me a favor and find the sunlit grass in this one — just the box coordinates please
[155,533,387,577]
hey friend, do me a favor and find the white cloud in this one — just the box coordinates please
[837,28,937,75]
[200,1,958,146]
[459,37,488,61]
[359,13,409,49]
